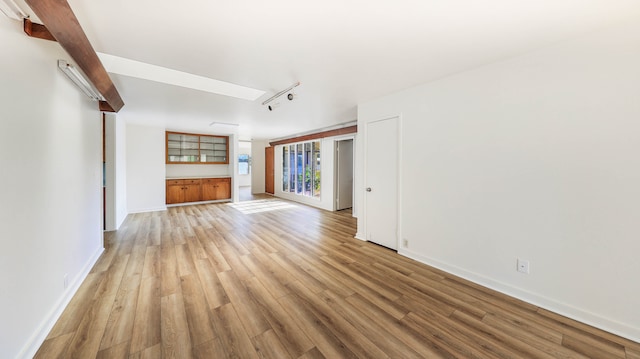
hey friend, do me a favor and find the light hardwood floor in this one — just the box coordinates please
[36,197,640,358]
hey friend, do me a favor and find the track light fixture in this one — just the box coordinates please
[57,60,104,101]
[0,0,27,20]
[262,82,300,111]
[268,102,280,111]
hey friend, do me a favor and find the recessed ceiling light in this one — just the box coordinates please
[209,121,239,127]
[97,52,265,101]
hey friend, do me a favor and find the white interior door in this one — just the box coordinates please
[336,139,354,210]
[365,117,399,250]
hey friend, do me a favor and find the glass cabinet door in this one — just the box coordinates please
[166,132,229,164]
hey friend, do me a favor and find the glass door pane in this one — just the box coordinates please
[296,143,303,194]
[304,142,312,196]
[289,145,296,192]
[313,141,321,197]
[282,146,289,191]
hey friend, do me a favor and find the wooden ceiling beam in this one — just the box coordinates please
[23,18,56,41]
[99,101,115,113]
[23,0,124,112]
[269,125,358,146]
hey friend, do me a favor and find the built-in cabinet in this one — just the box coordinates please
[166,177,231,204]
[166,131,229,164]
[201,178,231,201]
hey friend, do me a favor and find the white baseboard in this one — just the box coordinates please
[115,214,127,230]
[354,233,366,241]
[166,199,231,208]
[127,206,167,214]
[398,248,640,343]
[18,246,104,359]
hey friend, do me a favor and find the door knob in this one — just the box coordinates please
[366,187,372,192]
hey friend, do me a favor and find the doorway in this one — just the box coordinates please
[336,139,354,210]
[238,140,253,201]
[102,114,106,234]
[364,117,399,250]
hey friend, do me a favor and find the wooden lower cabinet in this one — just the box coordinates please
[202,177,231,201]
[183,184,202,202]
[167,179,202,204]
[166,177,231,205]
[166,181,185,204]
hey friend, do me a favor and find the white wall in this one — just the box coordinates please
[229,134,239,202]
[165,163,231,178]
[357,20,640,341]
[126,124,166,213]
[105,114,115,230]
[105,113,128,230]
[0,19,104,359]
[115,115,128,227]
[251,140,268,193]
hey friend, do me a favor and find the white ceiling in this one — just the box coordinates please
[60,0,640,140]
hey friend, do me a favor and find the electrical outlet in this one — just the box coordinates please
[64,274,69,289]
[517,259,530,274]
[402,239,409,248]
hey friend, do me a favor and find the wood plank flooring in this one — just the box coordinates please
[36,196,640,358]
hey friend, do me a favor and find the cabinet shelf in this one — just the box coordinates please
[166,131,229,164]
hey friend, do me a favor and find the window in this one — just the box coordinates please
[238,154,250,175]
[282,146,289,192]
[166,131,229,164]
[282,140,320,198]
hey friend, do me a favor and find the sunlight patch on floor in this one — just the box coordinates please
[227,199,297,214]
